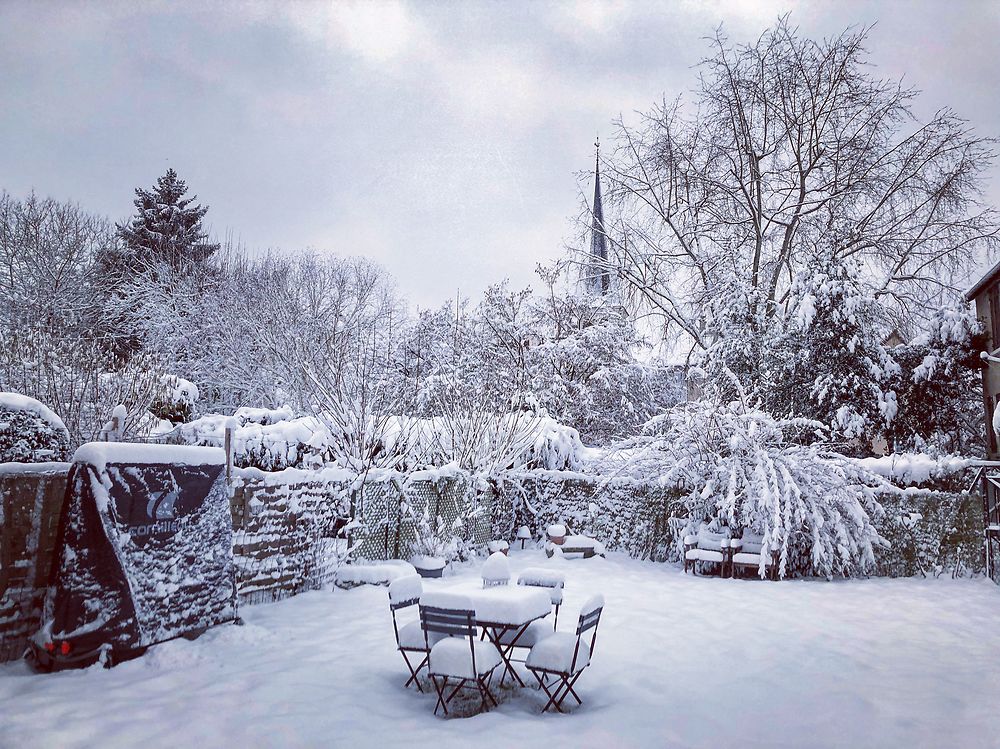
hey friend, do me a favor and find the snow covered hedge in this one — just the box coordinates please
[876,491,983,578]
[161,407,330,471]
[0,393,70,463]
[490,471,686,561]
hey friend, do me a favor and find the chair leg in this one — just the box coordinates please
[431,675,448,716]
[538,676,563,713]
[478,674,498,708]
[561,671,584,705]
[445,678,466,703]
[401,651,428,693]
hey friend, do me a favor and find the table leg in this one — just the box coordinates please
[486,624,528,688]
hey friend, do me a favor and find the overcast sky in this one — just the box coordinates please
[2,0,999,310]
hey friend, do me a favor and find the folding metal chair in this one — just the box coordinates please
[516,568,566,629]
[420,593,502,717]
[526,594,604,713]
[388,575,437,693]
[494,568,566,660]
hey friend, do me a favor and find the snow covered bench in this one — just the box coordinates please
[729,531,780,580]
[683,525,731,576]
[334,560,417,589]
[545,535,605,559]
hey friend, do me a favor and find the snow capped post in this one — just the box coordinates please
[223,416,238,485]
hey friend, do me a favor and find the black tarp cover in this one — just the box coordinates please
[36,443,236,663]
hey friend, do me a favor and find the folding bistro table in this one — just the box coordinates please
[426,583,551,687]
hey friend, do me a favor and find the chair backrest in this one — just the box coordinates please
[737,531,765,555]
[696,525,730,552]
[419,605,476,639]
[517,568,566,605]
[576,594,604,636]
[418,591,477,641]
[388,574,423,611]
[568,594,604,673]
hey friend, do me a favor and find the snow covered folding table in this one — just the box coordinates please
[422,582,551,688]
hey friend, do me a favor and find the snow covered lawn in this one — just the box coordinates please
[3,552,1000,748]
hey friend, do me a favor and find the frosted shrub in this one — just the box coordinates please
[606,396,888,578]
[0,393,70,463]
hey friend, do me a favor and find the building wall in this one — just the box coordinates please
[973,289,1000,460]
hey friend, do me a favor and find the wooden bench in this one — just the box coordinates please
[729,531,780,580]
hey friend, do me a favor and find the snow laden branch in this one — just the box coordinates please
[598,397,890,578]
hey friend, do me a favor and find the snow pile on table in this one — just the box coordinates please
[0,392,70,463]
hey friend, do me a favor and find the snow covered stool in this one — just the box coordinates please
[730,531,780,580]
[388,575,441,692]
[516,525,533,549]
[481,551,511,587]
[683,525,732,577]
[420,592,502,716]
[526,594,604,713]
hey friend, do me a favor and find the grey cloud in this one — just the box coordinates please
[2,0,998,308]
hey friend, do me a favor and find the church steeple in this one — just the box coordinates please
[589,138,610,294]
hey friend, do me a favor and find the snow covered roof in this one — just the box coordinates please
[964,258,1000,301]
[72,442,226,471]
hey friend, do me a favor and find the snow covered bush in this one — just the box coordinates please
[149,375,199,424]
[165,407,331,470]
[887,306,986,455]
[0,393,70,463]
[602,393,888,578]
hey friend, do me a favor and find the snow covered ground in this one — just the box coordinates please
[3,552,1000,749]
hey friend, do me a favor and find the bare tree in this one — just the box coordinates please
[595,19,999,349]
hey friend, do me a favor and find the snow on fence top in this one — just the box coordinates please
[232,464,358,487]
[0,461,70,475]
[855,453,973,485]
[72,442,226,471]
[0,392,68,435]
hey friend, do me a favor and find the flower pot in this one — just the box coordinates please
[410,555,446,578]
[547,523,567,546]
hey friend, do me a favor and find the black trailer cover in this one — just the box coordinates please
[31,443,237,668]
